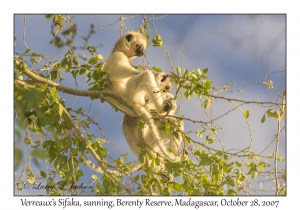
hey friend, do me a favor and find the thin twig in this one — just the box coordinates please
[23,15,30,49]
[274,120,280,196]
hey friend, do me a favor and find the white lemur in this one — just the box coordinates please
[83,72,183,175]
[103,31,181,162]
[123,72,182,157]
[121,72,183,172]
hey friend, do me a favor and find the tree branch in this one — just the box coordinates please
[14,58,138,117]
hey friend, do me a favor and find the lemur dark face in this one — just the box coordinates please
[161,74,172,91]
[135,44,144,56]
[126,34,146,57]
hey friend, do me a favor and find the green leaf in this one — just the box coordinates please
[152,66,162,72]
[196,128,202,137]
[167,183,172,193]
[144,23,149,29]
[252,171,258,180]
[76,170,84,178]
[227,189,237,196]
[40,84,48,91]
[144,33,150,40]
[138,153,145,164]
[235,161,241,167]
[87,46,96,53]
[32,149,48,159]
[58,103,63,117]
[282,89,286,97]
[205,135,215,144]
[210,128,216,135]
[197,68,202,76]
[88,56,99,65]
[177,66,181,75]
[138,119,146,129]
[97,54,103,60]
[202,96,211,109]
[258,162,266,169]
[172,182,183,192]
[76,107,83,114]
[40,170,47,178]
[261,114,265,123]
[226,178,235,187]
[244,109,249,119]
[86,140,93,148]
[183,135,191,143]
[152,35,163,46]
[275,111,281,121]
[24,137,32,144]
[165,123,171,134]
[87,54,103,65]
[50,87,56,95]
[14,148,23,169]
[45,14,52,20]
[191,73,197,79]
[133,174,140,182]
[202,68,208,74]
[53,28,60,36]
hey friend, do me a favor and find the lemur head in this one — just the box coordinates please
[112,31,147,59]
[145,72,174,112]
[155,72,172,92]
[162,92,176,111]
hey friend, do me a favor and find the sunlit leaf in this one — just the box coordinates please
[86,140,93,148]
[32,149,48,159]
[244,109,249,119]
[227,189,237,196]
[152,66,162,72]
[58,103,63,117]
[196,128,202,137]
[165,123,171,134]
[40,170,47,178]
[275,111,281,121]
[203,96,211,109]
[261,114,265,123]
[172,182,183,192]
[76,107,83,114]
[258,162,266,169]
[252,171,258,180]
[226,178,235,187]
[202,68,208,74]
[177,66,181,75]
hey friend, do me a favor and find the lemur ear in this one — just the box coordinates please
[126,34,133,42]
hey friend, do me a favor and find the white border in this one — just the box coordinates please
[3,1,299,209]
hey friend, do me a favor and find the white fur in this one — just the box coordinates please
[122,92,184,160]
[104,32,180,161]
[84,32,182,175]
[83,92,183,175]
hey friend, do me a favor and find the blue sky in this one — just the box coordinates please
[14,14,286,195]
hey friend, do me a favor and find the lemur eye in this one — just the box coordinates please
[161,75,168,82]
[136,44,140,49]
